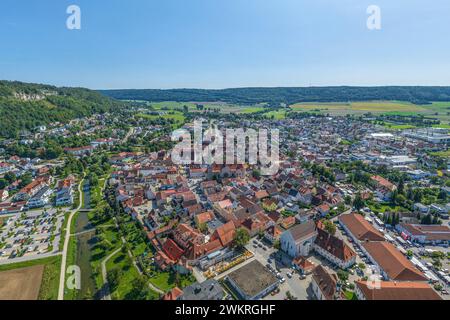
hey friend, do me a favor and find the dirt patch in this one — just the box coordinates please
[0,265,44,300]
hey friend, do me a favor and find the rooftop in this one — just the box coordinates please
[226,260,278,298]
[362,241,427,282]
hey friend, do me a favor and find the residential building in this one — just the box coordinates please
[338,213,385,243]
[361,241,427,282]
[178,279,225,300]
[314,227,356,269]
[310,265,338,300]
[355,281,442,300]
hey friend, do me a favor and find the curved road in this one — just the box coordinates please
[57,175,84,300]
[100,247,122,300]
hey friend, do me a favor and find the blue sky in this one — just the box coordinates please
[0,0,449,89]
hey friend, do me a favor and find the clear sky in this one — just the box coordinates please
[1,0,449,89]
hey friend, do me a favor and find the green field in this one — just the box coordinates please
[137,111,185,122]
[380,123,417,130]
[289,101,450,124]
[264,110,287,120]
[430,149,450,157]
[136,100,450,126]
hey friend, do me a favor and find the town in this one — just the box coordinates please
[1,100,449,301]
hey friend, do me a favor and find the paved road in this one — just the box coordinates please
[0,251,61,265]
[57,175,85,300]
[121,127,135,144]
[100,247,122,300]
[246,241,312,300]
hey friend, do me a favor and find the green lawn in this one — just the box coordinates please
[87,224,121,290]
[368,203,409,214]
[344,290,358,300]
[149,270,196,292]
[106,250,159,300]
[64,234,78,300]
[430,149,450,158]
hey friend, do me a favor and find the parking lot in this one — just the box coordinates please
[332,212,450,298]
[0,208,64,262]
[245,238,312,300]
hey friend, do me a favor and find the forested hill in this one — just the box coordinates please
[100,86,450,105]
[0,81,125,138]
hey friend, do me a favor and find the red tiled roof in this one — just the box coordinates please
[356,281,442,300]
[162,238,184,261]
[338,213,385,241]
[362,241,427,282]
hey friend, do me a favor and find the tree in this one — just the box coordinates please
[198,222,208,233]
[406,250,413,259]
[0,179,7,190]
[107,268,122,292]
[337,269,349,283]
[421,214,432,225]
[125,276,149,300]
[4,172,16,184]
[233,228,250,250]
[273,239,281,250]
[438,190,447,201]
[353,194,365,211]
[252,169,261,179]
[433,258,442,269]
[323,220,336,235]
[83,288,94,300]
[344,195,352,205]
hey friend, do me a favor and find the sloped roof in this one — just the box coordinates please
[362,241,427,282]
[287,220,317,242]
[162,238,184,261]
[356,281,442,300]
[315,228,356,263]
[312,265,338,300]
[338,213,385,241]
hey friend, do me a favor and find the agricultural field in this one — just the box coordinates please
[137,111,185,122]
[264,110,287,120]
[0,256,61,300]
[289,101,450,124]
[430,149,450,158]
[0,265,44,300]
[144,101,268,114]
[136,100,450,126]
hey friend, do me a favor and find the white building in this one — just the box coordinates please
[280,220,317,258]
